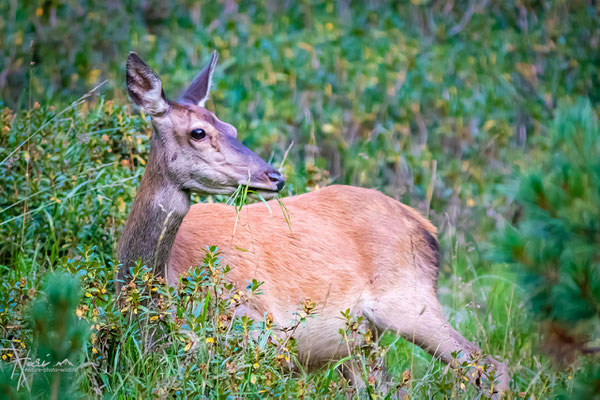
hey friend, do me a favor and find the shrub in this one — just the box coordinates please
[0,272,89,400]
[493,100,600,394]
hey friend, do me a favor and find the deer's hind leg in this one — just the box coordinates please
[365,287,510,398]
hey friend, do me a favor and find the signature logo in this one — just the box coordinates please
[22,356,76,370]
[1,348,84,390]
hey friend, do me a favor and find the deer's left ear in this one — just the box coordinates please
[180,50,218,108]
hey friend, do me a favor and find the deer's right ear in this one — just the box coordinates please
[126,52,169,117]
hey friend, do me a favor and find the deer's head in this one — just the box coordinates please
[125,51,285,198]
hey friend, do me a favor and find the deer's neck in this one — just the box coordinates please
[117,148,190,284]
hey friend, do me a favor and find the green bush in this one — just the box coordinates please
[0,272,88,400]
[493,100,600,394]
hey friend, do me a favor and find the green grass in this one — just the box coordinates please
[1,1,599,398]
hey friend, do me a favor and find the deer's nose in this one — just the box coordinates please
[267,170,285,191]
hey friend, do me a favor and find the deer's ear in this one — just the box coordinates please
[179,50,218,108]
[126,52,169,117]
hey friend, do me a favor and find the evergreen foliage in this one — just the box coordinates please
[0,272,88,399]
[494,100,600,395]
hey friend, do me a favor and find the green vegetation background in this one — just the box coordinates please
[0,0,599,398]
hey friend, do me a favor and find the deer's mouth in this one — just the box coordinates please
[233,170,284,199]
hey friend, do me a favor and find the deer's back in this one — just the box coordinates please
[169,185,439,311]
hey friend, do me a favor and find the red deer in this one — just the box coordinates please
[118,51,510,397]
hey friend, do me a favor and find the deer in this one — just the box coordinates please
[118,51,510,398]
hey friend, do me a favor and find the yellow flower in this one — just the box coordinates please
[205,337,214,344]
[87,69,101,85]
[92,348,98,354]
[253,363,259,369]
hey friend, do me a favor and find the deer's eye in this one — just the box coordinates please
[190,128,206,140]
